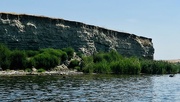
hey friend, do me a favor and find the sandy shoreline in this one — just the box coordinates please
[0,70,83,76]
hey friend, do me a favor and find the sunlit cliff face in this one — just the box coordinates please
[0,13,154,59]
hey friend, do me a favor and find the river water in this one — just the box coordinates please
[0,74,180,102]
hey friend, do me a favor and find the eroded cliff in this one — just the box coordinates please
[0,13,154,59]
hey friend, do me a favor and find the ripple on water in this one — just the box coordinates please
[0,74,180,101]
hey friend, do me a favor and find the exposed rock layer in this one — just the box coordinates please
[0,13,154,59]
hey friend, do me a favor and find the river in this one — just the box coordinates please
[0,74,179,102]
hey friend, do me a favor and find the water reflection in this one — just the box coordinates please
[0,74,179,102]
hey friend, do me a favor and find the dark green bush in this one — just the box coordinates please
[93,53,104,63]
[140,60,177,74]
[110,61,124,74]
[37,68,46,73]
[25,50,39,57]
[25,68,32,72]
[62,47,74,60]
[0,43,11,70]
[76,52,83,58]
[26,58,36,68]
[106,50,122,62]
[60,51,68,62]
[68,59,80,69]
[93,60,111,74]
[123,57,141,74]
[10,50,27,70]
[40,48,68,62]
[75,66,81,71]
[33,53,60,70]
[81,56,94,73]
[81,51,142,74]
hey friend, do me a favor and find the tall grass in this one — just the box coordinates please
[81,50,180,75]
[81,50,141,74]
[140,60,177,74]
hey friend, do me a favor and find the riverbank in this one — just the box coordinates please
[0,70,83,76]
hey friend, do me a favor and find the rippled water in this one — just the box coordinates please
[0,74,180,102]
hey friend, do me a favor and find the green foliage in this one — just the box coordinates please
[37,68,46,73]
[25,50,39,57]
[76,52,83,58]
[93,52,104,63]
[75,66,81,71]
[0,44,75,71]
[123,57,141,74]
[41,48,68,62]
[81,56,94,73]
[10,50,27,70]
[62,47,74,60]
[0,43,179,75]
[81,51,141,74]
[80,50,178,75]
[33,53,60,70]
[140,60,178,74]
[110,57,141,75]
[60,51,68,62]
[0,43,11,70]
[26,58,36,68]
[93,60,111,74]
[68,59,80,69]
[25,68,32,72]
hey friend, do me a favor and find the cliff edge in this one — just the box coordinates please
[0,12,154,59]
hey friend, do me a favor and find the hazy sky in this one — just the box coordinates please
[1,0,180,60]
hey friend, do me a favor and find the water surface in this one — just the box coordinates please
[0,74,179,102]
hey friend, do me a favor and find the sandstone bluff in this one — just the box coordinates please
[0,13,154,59]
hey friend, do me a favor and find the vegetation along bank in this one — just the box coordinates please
[0,43,179,75]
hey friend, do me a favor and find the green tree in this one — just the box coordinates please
[10,50,27,70]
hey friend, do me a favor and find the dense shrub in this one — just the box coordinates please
[25,68,32,72]
[81,56,94,73]
[140,60,178,74]
[81,51,141,74]
[110,58,141,74]
[25,50,39,57]
[81,51,180,75]
[110,61,123,74]
[10,50,27,70]
[0,44,11,70]
[123,58,141,74]
[68,59,80,69]
[60,51,68,62]
[0,43,180,75]
[33,53,60,70]
[62,47,74,60]
[26,58,36,68]
[37,68,46,73]
[93,60,111,74]
[93,53,104,63]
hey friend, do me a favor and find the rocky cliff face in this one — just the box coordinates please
[0,13,154,59]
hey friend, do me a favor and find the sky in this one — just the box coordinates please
[1,0,180,60]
